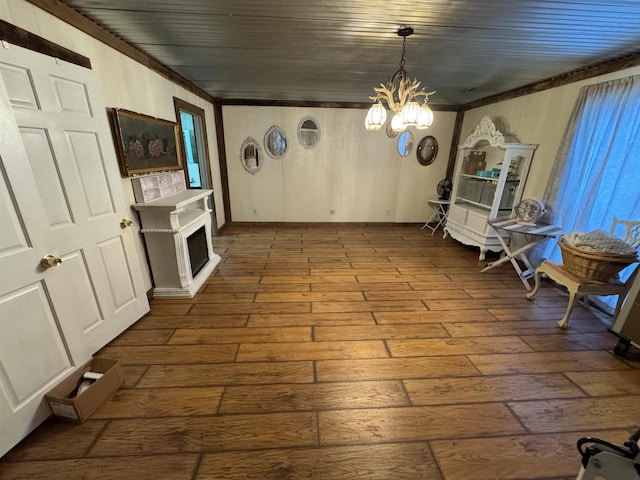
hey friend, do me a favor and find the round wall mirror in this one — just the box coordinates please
[397,131,414,157]
[264,125,288,159]
[416,135,438,165]
[240,136,262,174]
[297,116,320,149]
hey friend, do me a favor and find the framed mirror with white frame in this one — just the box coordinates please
[264,125,288,159]
[297,116,320,149]
[240,136,262,174]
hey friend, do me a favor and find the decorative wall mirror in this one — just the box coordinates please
[416,135,438,166]
[397,131,414,157]
[240,136,262,174]
[264,125,288,159]
[297,116,320,149]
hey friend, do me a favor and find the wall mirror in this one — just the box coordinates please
[297,116,320,149]
[240,136,262,174]
[264,125,288,159]
[416,135,438,166]
[386,122,399,138]
[397,131,414,157]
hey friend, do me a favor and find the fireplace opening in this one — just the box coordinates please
[187,226,209,277]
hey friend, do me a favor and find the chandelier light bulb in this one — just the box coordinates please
[391,113,406,132]
[365,102,387,131]
[401,101,421,125]
[416,103,434,129]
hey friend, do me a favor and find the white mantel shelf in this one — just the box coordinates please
[134,189,213,210]
[133,189,220,298]
[134,189,213,233]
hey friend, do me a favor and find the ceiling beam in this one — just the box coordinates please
[0,18,90,68]
[218,98,462,111]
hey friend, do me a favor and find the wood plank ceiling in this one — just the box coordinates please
[58,0,640,107]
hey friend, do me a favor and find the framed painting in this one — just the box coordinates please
[111,108,182,177]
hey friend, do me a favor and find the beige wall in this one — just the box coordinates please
[223,106,456,222]
[462,66,640,201]
[223,68,640,224]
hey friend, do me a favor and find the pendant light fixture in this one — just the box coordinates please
[364,27,435,132]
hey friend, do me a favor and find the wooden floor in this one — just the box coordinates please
[2,223,639,480]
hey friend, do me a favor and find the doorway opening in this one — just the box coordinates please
[174,97,217,234]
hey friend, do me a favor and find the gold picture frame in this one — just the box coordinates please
[111,108,182,177]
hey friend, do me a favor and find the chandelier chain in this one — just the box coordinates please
[399,36,406,69]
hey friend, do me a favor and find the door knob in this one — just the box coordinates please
[120,219,133,229]
[41,255,62,269]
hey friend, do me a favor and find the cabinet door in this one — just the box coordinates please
[447,204,468,225]
[467,209,490,234]
[494,151,533,216]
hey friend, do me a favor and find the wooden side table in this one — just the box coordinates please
[421,198,450,236]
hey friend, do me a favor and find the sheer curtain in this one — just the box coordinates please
[532,75,640,308]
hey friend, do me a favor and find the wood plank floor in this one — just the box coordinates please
[2,223,639,480]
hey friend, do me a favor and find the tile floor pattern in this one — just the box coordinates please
[1,223,639,480]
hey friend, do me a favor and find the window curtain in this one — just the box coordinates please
[531,75,640,309]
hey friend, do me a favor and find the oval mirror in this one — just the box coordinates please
[397,131,414,157]
[264,125,288,159]
[416,135,438,166]
[240,136,262,174]
[297,116,320,149]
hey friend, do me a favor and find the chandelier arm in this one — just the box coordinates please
[398,81,419,105]
[414,90,437,99]
[373,82,429,112]
[373,83,399,111]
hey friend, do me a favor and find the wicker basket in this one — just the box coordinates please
[558,238,638,282]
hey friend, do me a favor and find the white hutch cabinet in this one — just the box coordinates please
[444,117,537,260]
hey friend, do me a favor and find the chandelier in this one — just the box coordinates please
[365,27,435,132]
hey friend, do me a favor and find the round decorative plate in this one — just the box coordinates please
[385,122,399,138]
[416,135,438,166]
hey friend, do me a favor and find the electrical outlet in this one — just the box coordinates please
[385,208,391,216]
[330,209,336,215]
[251,208,257,215]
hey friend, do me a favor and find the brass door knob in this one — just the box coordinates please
[40,255,62,269]
[120,219,133,229]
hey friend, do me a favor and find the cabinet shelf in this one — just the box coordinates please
[458,173,520,182]
[456,200,515,213]
[455,198,492,210]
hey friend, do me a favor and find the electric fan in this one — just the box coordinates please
[437,178,453,200]
[515,198,546,223]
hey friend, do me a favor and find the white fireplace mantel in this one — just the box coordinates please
[133,189,221,298]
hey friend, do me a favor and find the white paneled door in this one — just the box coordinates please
[0,43,149,456]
